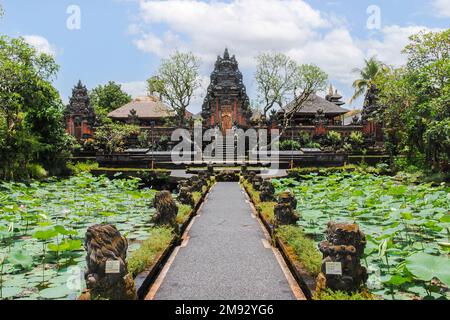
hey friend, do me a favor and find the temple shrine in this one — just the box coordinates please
[64,81,96,141]
[201,48,253,133]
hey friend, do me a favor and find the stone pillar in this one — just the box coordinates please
[81,224,137,300]
[152,191,178,230]
[260,180,275,202]
[274,191,299,227]
[318,222,368,292]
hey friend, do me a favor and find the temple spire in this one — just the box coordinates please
[224,48,230,60]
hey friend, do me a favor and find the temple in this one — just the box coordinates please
[202,48,253,133]
[64,81,96,141]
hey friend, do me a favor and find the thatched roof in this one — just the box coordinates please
[108,96,173,119]
[280,94,349,116]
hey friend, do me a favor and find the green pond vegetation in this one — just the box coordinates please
[0,173,160,300]
[274,172,450,300]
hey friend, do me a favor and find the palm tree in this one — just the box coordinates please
[350,56,386,104]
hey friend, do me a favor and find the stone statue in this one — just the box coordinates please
[259,180,275,202]
[189,175,203,192]
[252,175,263,191]
[152,191,178,230]
[80,224,137,300]
[274,191,299,227]
[177,180,194,207]
[247,171,256,184]
[318,222,368,292]
[216,170,239,182]
[207,164,214,176]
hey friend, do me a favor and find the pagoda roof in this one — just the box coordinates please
[108,96,173,119]
[280,94,349,116]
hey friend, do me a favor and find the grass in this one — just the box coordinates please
[127,226,174,277]
[176,204,193,225]
[257,202,276,223]
[242,180,260,204]
[67,161,99,174]
[276,225,322,277]
[313,288,378,300]
[192,192,202,205]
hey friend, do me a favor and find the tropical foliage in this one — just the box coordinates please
[89,81,132,125]
[93,123,140,154]
[375,29,450,171]
[0,36,74,180]
[351,56,386,103]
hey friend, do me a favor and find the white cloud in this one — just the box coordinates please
[23,35,57,56]
[129,0,442,110]
[364,25,441,67]
[134,0,330,67]
[120,81,148,98]
[432,0,450,17]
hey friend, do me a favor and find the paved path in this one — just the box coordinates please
[149,182,298,300]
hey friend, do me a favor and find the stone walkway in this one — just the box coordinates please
[148,182,301,300]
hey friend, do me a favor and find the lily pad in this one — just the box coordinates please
[405,253,450,286]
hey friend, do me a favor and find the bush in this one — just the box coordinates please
[304,142,321,149]
[349,131,364,146]
[67,161,99,174]
[279,140,301,151]
[26,163,48,180]
[276,225,322,276]
[327,131,342,149]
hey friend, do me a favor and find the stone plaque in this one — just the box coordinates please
[105,260,121,274]
[325,262,342,275]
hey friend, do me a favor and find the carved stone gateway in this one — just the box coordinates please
[152,191,178,230]
[259,180,275,202]
[318,222,368,292]
[202,48,252,131]
[274,191,299,227]
[65,81,96,141]
[81,224,137,300]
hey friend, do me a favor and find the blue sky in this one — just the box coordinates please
[1,0,449,112]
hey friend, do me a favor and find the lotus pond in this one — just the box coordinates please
[273,172,450,300]
[0,173,157,300]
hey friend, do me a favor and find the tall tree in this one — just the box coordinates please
[0,36,72,179]
[376,29,450,171]
[279,64,328,134]
[147,51,201,127]
[255,53,298,120]
[350,56,386,104]
[90,81,132,124]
